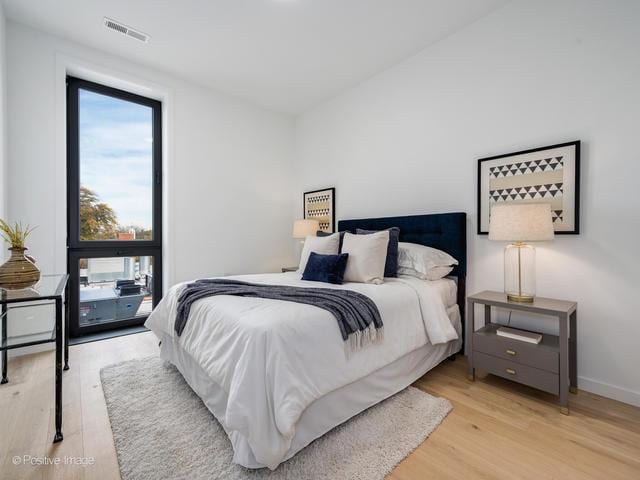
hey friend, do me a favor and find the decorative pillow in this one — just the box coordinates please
[317,230,346,251]
[398,265,454,281]
[302,252,349,284]
[341,231,390,285]
[397,242,458,278]
[356,227,400,277]
[298,234,340,273]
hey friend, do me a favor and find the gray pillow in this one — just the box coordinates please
[317,230,346,251]
[356,227,400,278]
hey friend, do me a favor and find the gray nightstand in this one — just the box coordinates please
[466,291,577,414]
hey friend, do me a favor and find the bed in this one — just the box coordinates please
[145,212,467,470]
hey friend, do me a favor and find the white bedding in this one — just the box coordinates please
[145,272,459,470]
[418,276,458,308]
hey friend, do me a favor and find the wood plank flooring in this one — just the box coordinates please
[1,331,639,479]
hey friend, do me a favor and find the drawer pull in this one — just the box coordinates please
[505,368,517,375]
[506,349,517,356]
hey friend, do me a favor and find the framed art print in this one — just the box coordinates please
[478,141,580,234]
[304,187,335,233]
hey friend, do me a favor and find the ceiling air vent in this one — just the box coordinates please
[103,17,149,43]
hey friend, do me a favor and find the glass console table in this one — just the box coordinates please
[0,274,70,442]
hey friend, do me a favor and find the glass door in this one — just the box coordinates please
[67,77,162,336]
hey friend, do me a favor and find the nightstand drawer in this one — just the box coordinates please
[473,351,559,395]
[473,325,559,373]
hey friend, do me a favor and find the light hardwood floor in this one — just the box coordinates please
[1,331,639,480]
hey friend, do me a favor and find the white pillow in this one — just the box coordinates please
[397,242,458,279]
[341,231,389,284]
[398,265,454,281]
[298,234,340,273]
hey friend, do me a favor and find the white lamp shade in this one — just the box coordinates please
[488,203,554,242]
[292,219,320,239]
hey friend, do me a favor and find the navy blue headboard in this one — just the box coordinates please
[338,212,466,353]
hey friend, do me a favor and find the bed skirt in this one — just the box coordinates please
[156,305,461,469]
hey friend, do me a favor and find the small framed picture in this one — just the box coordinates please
[478,141,580,234]
[304,188,335,233]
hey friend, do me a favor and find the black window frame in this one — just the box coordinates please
[66,76,163,337]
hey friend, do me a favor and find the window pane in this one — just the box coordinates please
[79,89,154,241]
[79,256,154,327]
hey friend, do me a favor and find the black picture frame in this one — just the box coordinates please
[477,141,580,235]
[303,187,335,233]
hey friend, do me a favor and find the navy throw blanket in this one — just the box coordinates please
[175,279,384,352]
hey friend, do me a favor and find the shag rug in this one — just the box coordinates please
[100,356,452,480]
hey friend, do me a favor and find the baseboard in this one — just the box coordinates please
[578,376,640,407]
[464,351,640,407]
[69,325,148,346]
[7,342,54,358]
[5,341,640,407]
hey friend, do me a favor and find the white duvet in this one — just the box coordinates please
[145,272,458,470]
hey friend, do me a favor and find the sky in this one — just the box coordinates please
[79,89,154,230]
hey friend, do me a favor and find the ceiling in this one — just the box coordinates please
[1,0,508,114]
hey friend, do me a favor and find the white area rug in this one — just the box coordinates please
[101,356,451,480]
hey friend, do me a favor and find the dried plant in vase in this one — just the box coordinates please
[0,219,40,290]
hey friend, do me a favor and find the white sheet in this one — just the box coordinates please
[419,276,458,308]
[145,272,458,470]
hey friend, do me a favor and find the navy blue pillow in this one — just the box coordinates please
[302,252,349,285]
[356,227,400,278]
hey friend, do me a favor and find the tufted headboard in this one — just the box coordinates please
[338,212,467,353]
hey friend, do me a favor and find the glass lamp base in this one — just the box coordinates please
[504,243,536,302]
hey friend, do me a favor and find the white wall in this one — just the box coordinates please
[0,4,6,376]
[0,5,6,248]
[5,22,296,346]
[295,0,640,406]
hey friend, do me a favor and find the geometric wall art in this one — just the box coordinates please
[304,187,335,233]
[478,141,580,234]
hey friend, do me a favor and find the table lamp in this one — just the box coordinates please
[292,219,320,244]
[488,203,554,303]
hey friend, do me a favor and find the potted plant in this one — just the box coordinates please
[0,219,40,290]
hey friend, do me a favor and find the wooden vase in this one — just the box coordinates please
[0,247,41,290]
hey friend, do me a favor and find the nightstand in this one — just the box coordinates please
[281,266,298,273]
[1,274,69,442]
[466,291,577,414]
